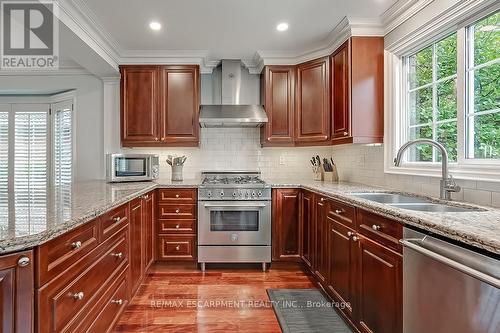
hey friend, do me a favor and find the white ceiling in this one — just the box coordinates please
[81,0,397,60]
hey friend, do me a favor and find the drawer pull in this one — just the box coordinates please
[352,235,359,242]
[175,194,180,198]
[372,224,381,231]
[111,252,123,259]
[335,209,345,215]
[175,224,180,229]
[113,216,121,223]
[343,131,348,136]
[175,245,180,251]
[320,198,325,202]
[71,241,82,249]
[18,256,30,267]
[111,299,123,305]
[347,231,353,237]
[72,292,84,300]
[175,209,180,214]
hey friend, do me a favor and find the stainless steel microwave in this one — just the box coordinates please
[106,154,159,182]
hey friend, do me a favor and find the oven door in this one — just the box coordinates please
[198,201,271,246]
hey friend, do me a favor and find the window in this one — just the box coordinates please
[400,11,500,173]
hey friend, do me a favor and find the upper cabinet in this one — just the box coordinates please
[331,37,384,144]
[295,57,330,143]
[120,65,200,147]
[260,66,295,146]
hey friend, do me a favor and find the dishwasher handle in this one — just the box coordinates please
[400,238,500,289]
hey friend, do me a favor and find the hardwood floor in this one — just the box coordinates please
[112,262,317,332]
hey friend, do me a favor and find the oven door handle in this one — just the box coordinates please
[202,203,267,208]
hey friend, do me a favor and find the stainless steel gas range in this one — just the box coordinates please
[197,171,271,271]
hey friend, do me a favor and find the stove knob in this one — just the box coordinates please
[207,191,212,197]
[258,191,262,197]
[233,191,237,197]
[252,191,256,197]
[246,190,251,197]
[220,190,224,197]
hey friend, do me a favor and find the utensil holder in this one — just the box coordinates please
[312,166,323,181]
[171,165,183,181]
[324,166,339,182]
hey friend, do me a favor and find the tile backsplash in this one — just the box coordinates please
[125,128,332,180]
[332,144,500,208]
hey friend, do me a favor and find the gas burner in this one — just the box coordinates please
[199,171,270,201]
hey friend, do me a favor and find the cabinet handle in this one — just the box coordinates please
[113,216,121,223]
[161,137,165,141]
[343,131,348,136]
[155,137,159,141]
[372,224,381,231]
[111,252,123,259]
[18,256,30,267]
[175,224,180,229]
[142,194,149,199]
[111,299,123,305]
[352,235,359,242]
[320,198,325,202]
[175,209,180,214]
[72,292,84,300]
[335,209,345,215]
[347,231,353,237]
[175,194,180,198]
[71,241,82,249]
[175,245,180,251]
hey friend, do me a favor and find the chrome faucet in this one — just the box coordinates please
[394,139,461,200]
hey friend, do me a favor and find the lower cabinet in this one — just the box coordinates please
[143,191,156,273]
[272,188,301,261]
[129,197,144,298]
[300,191,313,268]
[314,194,328,283]
[0,250,33,333]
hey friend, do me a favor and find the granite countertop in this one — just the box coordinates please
[1,178,499,256]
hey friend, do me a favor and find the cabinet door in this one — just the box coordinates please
[295,57,330,143]
[331,41,351,140]
[272,189,301,261]
[261,66,295,146]
[300,191,313,268]
[357,236,402,333]
[0,250,33,333]
[314,196,328,283]
[327,217,356,318]
[143,191,155,272]
[159,65,199,144]
[120,66,160,144]
[128,198,144,297]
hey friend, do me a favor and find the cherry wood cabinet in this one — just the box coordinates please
[313,195,328,283]
[143,191,155,272]
[128,197,144,298]
[272,188,301,261]
[300,191,313,268]
[331,37,384,145]
[120,66,160,144]
[357,235,402,333]
[295,57,330,143]
[120,65,200,147]
[0,250,33,333]
[261,66,295,146]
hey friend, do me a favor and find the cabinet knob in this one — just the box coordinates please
[347,231,353,238]
[320,198,325,202]
[111,299,123,305]
[113,216,121,223]
[17,256,30,267]
[343,131,348,136]
[175,194,180,198]
[111,252,123,259]
[142,194,149,199]
[175,245,180,251]
[72,292,84,300]
[175,224,180,229]
[155,137,159,141]
[175,209,180,214]
[335,209,345,215]
[161,137,165,141]
[372,224,381,231]
[352,235,359,242]
[71,241,82,249]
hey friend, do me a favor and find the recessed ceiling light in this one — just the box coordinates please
[149,21,162,31]
[276,22,289,32]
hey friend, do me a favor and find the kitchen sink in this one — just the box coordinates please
[350,192,429,204]
[350,192,486,213]
[389,203,484,213]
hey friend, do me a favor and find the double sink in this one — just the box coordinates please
[350,192,486,213]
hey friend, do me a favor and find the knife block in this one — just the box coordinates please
[324,165,339,182]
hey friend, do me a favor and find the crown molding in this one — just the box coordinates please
[381,0,435,35]
[0,66,92,76]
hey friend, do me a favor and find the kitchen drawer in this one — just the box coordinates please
[158,219,196,234]
[356,209,403,253]
[37,230,128,333]
[36,218,100,287]
[327,198,356,229]
[157,235,196,261]
[158,189,197,203]
[100,203,129,241]
[158,203,196,219]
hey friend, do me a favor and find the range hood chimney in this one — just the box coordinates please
[199,60,268,128]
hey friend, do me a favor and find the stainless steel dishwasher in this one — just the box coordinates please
[401,227,500,333]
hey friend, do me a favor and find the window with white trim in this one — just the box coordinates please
[401,11,499,167]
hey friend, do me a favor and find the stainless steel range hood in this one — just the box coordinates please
[199,60,268,128]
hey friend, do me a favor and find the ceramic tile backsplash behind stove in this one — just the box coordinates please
[125,128,332,180]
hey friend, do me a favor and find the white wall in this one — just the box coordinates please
[0,74,104,181]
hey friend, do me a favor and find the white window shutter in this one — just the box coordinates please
[52,100,73,186]
[0,105,9,231]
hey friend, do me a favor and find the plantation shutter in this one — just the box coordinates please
[52,100,73,186]
[0,105,9,231]
[13,104,49,235]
